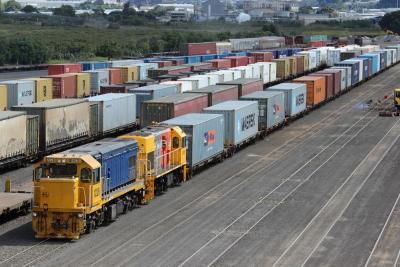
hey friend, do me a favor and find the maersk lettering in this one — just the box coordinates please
[241,113,255,131]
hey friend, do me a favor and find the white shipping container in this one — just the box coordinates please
[253,63,268,83]
[269,62,277,82]
[202,74,219,85]
[216,42,232,54]
[327,49,341,66]
[231,66,252,79]
[160,81,185,93]
[0,111,27,159]
[299,51,317,70]
[179,75,210,90]
[109,59,144,67]
[84,70,109,94]
[249,64,261,80]
[0,80,35,109]
[207,72,225,83]
[212,71,233,82]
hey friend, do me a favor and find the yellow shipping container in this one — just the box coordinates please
[273,58,290,79]
[75,73,91,97]
[0,85,7,110]
[23,78,52,102]
[287,57,298,76]
[117,66,139,82]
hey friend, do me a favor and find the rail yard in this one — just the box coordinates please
[0,56,399,266]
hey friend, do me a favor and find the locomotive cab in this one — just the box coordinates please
[395,88,400,111]
[32,154,102,239]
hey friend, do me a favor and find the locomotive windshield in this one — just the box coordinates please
[396,91,400,98]
[34,164,77,180]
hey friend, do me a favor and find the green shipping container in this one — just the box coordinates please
[304,35,328,43]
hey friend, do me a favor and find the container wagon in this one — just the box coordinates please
[267,83,307,118]
[217,78,263,98]
[292,76,326,108]
[185,84,239,106]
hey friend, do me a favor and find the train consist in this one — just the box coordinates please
[26,43,400,239]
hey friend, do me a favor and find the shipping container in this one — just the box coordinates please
[374,50,388,69]
[129,83,178,116]
[26,114,39,157]
[287,57,298,76]
[304,34,328,43]
[201,74,219,86]
[100,84,134,94]
[298,51,316,70]
[216,42,232,54]
[45,74,77,98]
[231,66,253,79]
[327,49,341,66]
[217,78,263,97]
[185,42,217,56]
[327,67,346,91]
[207,71,230,83]
[88,93,136,133]
[240,91,285,130]
[116,66,139,82]
[162,113,224,168]
[254,62,277,83]
[0,111,27,159]
[184,56,202,64]
[80,61,109,71]
[124,79,157,88]
[48,64,82,75]
[292,76,326,107]
[12,99,90,152]
[203,101,259,146]
[385,45,400,62]
[249,64,261,80]
[22,78,52,103]
[75,73,91,97]
[248,52,273,62]
[66,138,138,194]
[335,60,360,86]
[358,54,379,75]
[268,83,307,117]
[273,58,290,79]
[140,93,208,126]
[136,63,158,80]
[296,54,309,72]
[330,66,351,90]
[84,69,109,95]
[186,62,213,72]
[153,61,173,68]
[109,59,143,68]
[225,56,248,67]
[293,55,304,75]
[356,57,371,79]
[309,72,334,99]
[178,75,210,90]
[148,66,191,79]
[185,84,239,106]
[340,50,361,61]
[318,69,341,96]
[0,85,7,111]
[342,59,363,82]
[0,80,35,109]
[209,59,231,69]
[108,68,122,84]
[311,49,321,67]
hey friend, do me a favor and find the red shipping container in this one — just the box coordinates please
[248,52,273,62]
[318,69,341,96]
[185,84,239,106]
[108,68,122,84]
[285,36,294,45]
[154,61,173,68]
[225,56,248,67]
[310,73,334,99]
[209,59,231,69]
[170,59,185,66]
[46,74,77,98]
[189,62,212,72]
[295,35,304,44]
[309,41,328,47]
[186,42,217,56]
[248,56,255,64]
[48,64,82,75]
[217,78,263,97]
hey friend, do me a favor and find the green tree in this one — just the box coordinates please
[262,23,279,35]
[96,41,120,59]
[0,40,10,65]
[8,37,48,65]
[379,11,400,34]
[21,5,38,13]
[53,5,75,17]
[4,0,21,11]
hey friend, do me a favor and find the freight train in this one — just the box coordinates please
[30,44,400,239]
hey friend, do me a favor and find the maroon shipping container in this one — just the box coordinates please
[45,74,77,98]
[148,66,192,79]
[186,62,212,72]
[293,55,304,75]
[209,59,231,69]
[248,52,273,62]
[186,42,217,56]
[309,41,327,47]
[154,61,173,68]
[108,68,122,84]
[248,56,255,64]
[225,56,248,67]
[217,78,263,97]
[48,64,82,75]
[309,73,334,99]
[140,93,208,126]
[318,69,341,96]
[170,59,185,66]
[185,84,239,106]
[100,84,139,94]
[285,36,294,46]
[294,35,304,44]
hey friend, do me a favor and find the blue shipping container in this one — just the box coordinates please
[81,61,109,71]
[216,54,228,59]
[201,54,217,62]
[359,54,378,75]
[184,56,202,64]
[229,52,247,57]
[144,58,161,63]
[335,60,360,86]
[267,83,307,117]
[66,138,138,194]
[356,57,370,79]
[375,51,387,70]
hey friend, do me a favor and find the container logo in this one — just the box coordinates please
[204,130,216,146]
[22,90,32,97]
[273,101,281,115]
[296,93,305,106]
[241,113,256,131]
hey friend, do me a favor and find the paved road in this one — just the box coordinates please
[1,64,400,267]
[0,70,48,82]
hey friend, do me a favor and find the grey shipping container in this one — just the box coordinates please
[140,93,208,127]
[1,80,35,109]
[0,111,27,159]
[89,102,99,136]
[162,113,224,168]
[129,83,178,116]
[241,91,285,130]
[267,83,306,117]
[203,101,259,146]
[88,93,136,134]
[185,84,239,106]
[85,70,110,95]
[217,78,263,98]
[12,99,90,152]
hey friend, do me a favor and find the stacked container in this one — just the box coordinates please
[0,80,35,110]
[22,78,52,103]
[358,54,379,75]
[327,49,341,66]
[117,66,139,82]
[217,78,263,97]
[45,74,77,98]
[254,62,277,83]
[268,83,307,117]
[178,76,210,91]
[273,58,290,79]
[85,69,110,95]
[231,66,253,79]
[331,66,351,90]
[209,59,231,69]
[292,76,326,107]
[240,91,285,130]
[80,61,109,71]
[75,73,91,97]
[248,52,273,62]
[287,57,298,76]
[203,101,259,147]
[148,66,191,79]
[108,68,123,84]
[48,64,82,75]
[140,93,208,126]
[335,61,360,86]
[309,72,334,99]
[317,69,342,96]
[225,56,248,67]
[88,93,136,134]
[161,113,224,168]
[186,84,239,106]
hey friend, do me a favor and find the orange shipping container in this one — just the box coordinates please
[292,76,326,107]
[108,68,122,84]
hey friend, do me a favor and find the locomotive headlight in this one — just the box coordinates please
[77,213,84,218]
[32,212,37,217]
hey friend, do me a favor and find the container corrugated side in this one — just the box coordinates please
[162,113,224,168]
[0,111,27,159]
[0,85,7,110]
[26,115,39,157]
[267,83,306,117]
[203,101,259,146]
[75,73,91,97]
[0,80,35,109]
[330,66,351,89]
[23,78,52,103]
